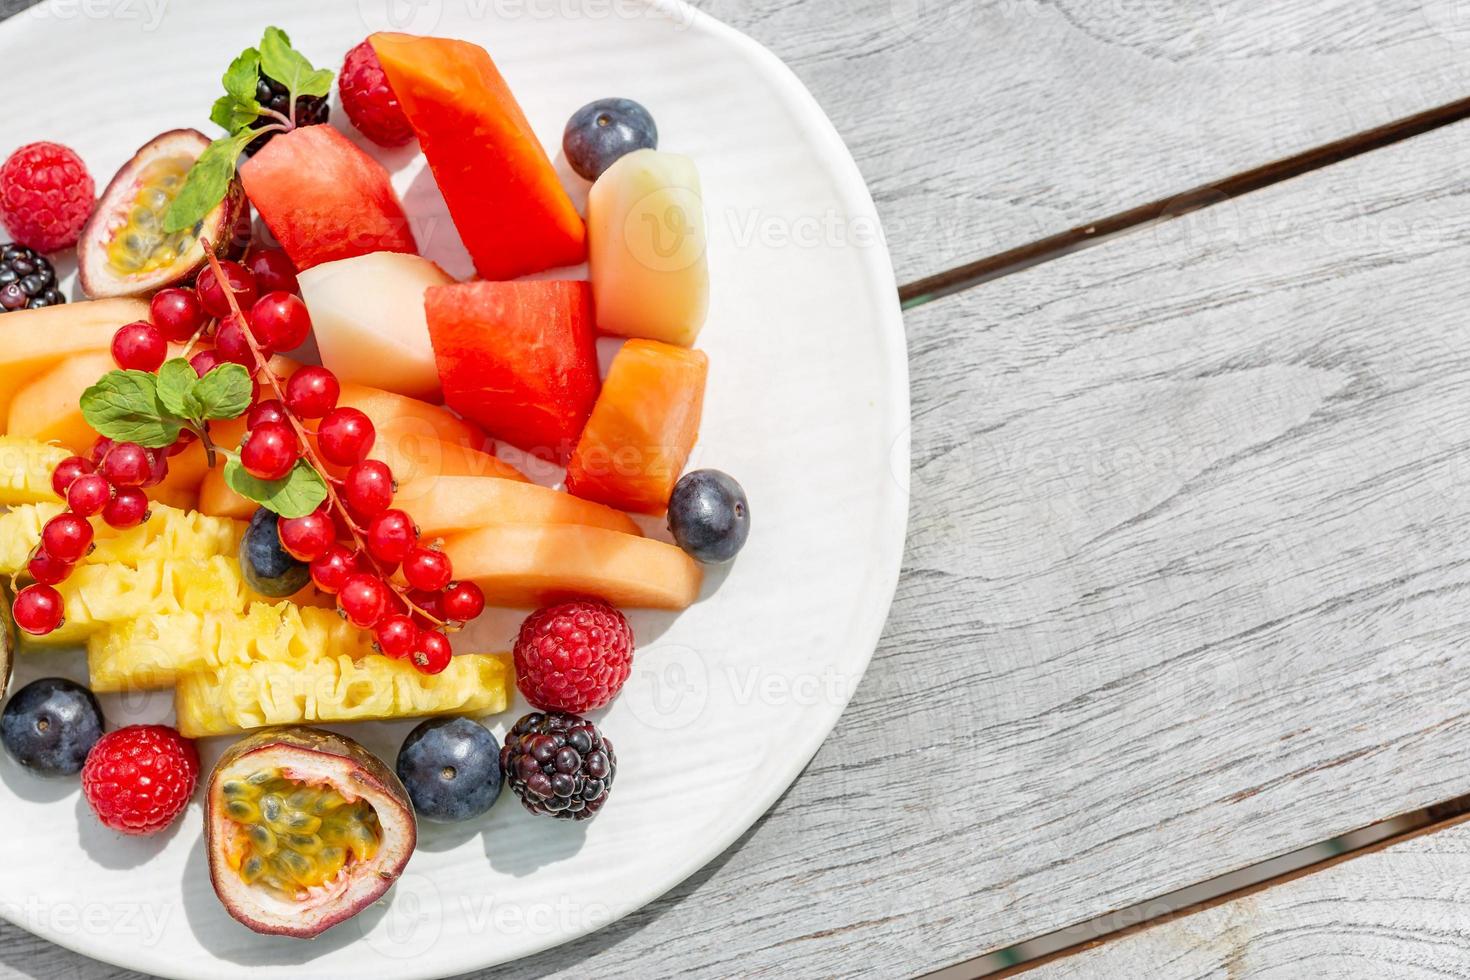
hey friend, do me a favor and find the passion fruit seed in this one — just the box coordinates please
[105,156,196,276]
[222,769,381,896]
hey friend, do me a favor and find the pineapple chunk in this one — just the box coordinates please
[34,557,254,646]
[0,503,244,574]
[89,603,373,692]
[174,652,513,738]
[0,437,69,505]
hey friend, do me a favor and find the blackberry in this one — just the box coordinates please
[0,244,64,313]
[244,73,331,157]
[500,712,616,820]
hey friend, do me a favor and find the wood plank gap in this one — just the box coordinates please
[898,93,1470,310]
[917,791,1470,980]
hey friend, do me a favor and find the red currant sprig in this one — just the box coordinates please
[198,248,483,673]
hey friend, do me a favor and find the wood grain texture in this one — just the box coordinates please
[688,0,1470,281]
[1034,823,1470,978]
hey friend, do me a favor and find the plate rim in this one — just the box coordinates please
[0,0,912,975]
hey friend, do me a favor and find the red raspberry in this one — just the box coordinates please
[339,40,414,147]
[81,725,199,836]
[0,142,95,253]
[513,600,634,713]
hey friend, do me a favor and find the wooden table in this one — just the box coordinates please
[7,1,1470,977]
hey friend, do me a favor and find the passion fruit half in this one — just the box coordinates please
[77,130,245,299]
[205,726,417,939]
[0,583,13,697]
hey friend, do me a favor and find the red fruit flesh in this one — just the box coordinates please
[426,280,599,461]
[369,33,586,280]
[239,125,416,272]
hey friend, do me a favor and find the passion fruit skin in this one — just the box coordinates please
[0,582,14,698]
[77,129,245,299]
[206,725,417,939]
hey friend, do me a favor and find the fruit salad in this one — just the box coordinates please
[0,23,750,941]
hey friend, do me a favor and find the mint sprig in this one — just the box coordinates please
[81,360,252,448]
[222,457,327,519]
[164,26,333,234]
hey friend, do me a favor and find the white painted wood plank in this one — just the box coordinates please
[689,0,1470,281]
[1034,823,1470,978]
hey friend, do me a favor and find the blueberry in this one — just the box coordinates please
[240,508,309,598]
[1,678,104,776]
[668,469,750,564]
[396,717,503,823]
[563,98,658,181]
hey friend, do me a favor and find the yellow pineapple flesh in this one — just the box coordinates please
[0,438,69,505]
[89,603,374,692]
[34,556,255,646]
[175,652,513,738]
[0,503,244,574]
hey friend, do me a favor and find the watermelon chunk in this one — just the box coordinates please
[370,32,587,280]
[426,281,599,461]
[239,125,416,272]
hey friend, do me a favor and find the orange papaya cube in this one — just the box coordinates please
[370,32,586,280]
[566,340,708,515]
[398,475,640,537]
[442,524,701,610]
[0,299,147,423]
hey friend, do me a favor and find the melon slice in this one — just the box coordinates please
[441,524,702,610]
[7,350,114,454]
[298,252,453,400]
[337,383,487,451]
[426,280,599,460]
[239,125,416,272]
[370,32,586,279]
[401,475,640,537]
[566,339,708,515]
[0,299,147,422]
[588,149,710,347]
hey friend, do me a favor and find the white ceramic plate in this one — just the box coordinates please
[0,1,908,976]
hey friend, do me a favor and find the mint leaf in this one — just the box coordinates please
[188,364,253,421]
[155,359,196,418]
[222,47,261,105]
[210,95,264,133]
[259,26,333,102]
[80,371,181,448]
[163,128,254,234]
[223,457,327,518]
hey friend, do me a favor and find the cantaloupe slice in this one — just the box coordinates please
[401,475,640,537]
[0,299,147,423]
[337,382,486,451]
[442,523,701,609]
[7,350,114,453]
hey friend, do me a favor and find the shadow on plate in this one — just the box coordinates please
[75,794,185,869]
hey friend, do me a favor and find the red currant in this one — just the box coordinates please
[41,513,93,562]
[102,487,150,529]
[167,430,198,457]
[150,288,207,342]
[189,348,226,379]
[240,421,299,481]
[26,550,73,586]
[309,544,360,594]
[277,512,335,562]
[101,442,152,488]
[342,459,394,517]
[318,408,376,467]
[412,630,453,674]
[374,614,418,659]
[337,573,391,628]
[407,588,445,624]
[214,313,256,365]
[402,546,452,592]
[196,260,256,318]
[111,320,167,372]
[13,584,64,635]
[140,446,169,488]
[50,456,93,497]
[66,473,112,517]
[284,366,339,419]
[246,399,288,428]
[366,509,417,564]
[246,249,299,296]
[88,437,114,467]
[441,581,485,623]
[250,292,312,352]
